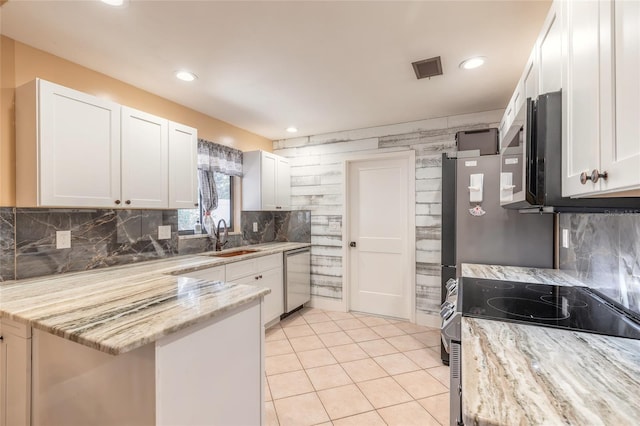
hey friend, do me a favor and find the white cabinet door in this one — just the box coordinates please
[276,156,291,210]
[599,0,640,193]
[121,107,169,208]
[38,80,121,207]
[562,0,603,196]
[242,150,292,210]
[0,319,31,426]
[155,301,263,426]
[260,267,284,324]
[261,152,278,210]
[168,122,198,209]
[523,50,538,103]
[538,1,563,94]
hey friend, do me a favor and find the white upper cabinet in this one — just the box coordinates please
[17,79,122,208]
[500,2,563,151]
[563,0,640,196]
[121,107,169,208]
[599,0,640,194]
[242,150,291,210]
[168,122,198,209]
[276,155,291,210]
[538,2,563,94]
[16,79,199,208]
[562,0,602,196]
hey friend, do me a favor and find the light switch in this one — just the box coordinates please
[56,230,71,249]
[158,225,172,240]
[253,222,258,232]
[562,228,569,248]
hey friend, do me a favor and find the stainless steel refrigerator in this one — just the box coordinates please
[440,153,554,363]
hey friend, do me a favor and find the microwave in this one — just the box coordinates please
[500,90,640,212]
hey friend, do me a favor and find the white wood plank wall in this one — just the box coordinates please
[274,110,502,316]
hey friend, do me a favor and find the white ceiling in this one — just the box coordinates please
[1,0,551,140]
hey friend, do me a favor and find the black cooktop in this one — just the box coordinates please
[460,277,640,340]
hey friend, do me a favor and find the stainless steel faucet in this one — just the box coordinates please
[213,219,228,251]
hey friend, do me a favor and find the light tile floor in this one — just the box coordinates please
[265,307,450,426]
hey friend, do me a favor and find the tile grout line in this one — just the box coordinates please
[267,308,447,426]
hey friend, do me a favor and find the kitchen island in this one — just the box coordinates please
[0,242,308,426]
[460,264,640,425]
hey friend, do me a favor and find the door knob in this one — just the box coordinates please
[349,242,356,248]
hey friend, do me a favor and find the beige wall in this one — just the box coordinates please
[0,35,271,206]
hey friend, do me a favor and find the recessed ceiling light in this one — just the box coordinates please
[460,57,486,70]
[101,0,125,6]
[175,71,197,82]
[286,127,298,133]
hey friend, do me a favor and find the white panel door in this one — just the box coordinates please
[276,156,291,210]
[348,157,411,319]
[260,152,278,210]
[600,0,640,193]
[39,80,121,207]
[562,0,603,196]
[168,122,198,209]
[121,107,169,208]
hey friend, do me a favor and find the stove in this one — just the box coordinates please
[460,277,640,340]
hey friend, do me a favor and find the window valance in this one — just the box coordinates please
[197,139,243,177]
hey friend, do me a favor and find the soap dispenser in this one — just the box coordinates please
[194,220,202,234]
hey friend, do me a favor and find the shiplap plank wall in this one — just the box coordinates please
[274,109,502,315]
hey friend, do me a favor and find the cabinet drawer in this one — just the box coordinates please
[179,265,225,282]
[0,317,31,338]
[258,253,282,272]
[226,259,259,282]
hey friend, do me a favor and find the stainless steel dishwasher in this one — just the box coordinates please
[284,247,311,314]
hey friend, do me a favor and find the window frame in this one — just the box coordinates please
[177,173,234,234]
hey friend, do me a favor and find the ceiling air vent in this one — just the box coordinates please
[412,56,443,80]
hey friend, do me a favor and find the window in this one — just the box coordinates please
[178,172,234,233]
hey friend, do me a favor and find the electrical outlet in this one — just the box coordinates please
[562,228,569,248]
[253,222,258,232]
[56,230,71,249]
[329,221,341,231]
[158,225,172,240]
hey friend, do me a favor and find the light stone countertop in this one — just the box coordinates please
[0,242,310,355]
[461,263,585,286]
[460,263,640,425]
[462,318,640,425]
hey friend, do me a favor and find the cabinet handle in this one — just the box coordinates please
[194,203,199,207]
[0,335,3,341]
[580,169,609,185]
[255,276,259,280]
[125,200,131,205]
[259,274,263,279]
[115,200,121,205]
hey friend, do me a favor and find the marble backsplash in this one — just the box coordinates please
[241,210,311,244]
[0,208,311,281]
[559,213,640,316]
[13,208,179,280]
[0,208,15,281]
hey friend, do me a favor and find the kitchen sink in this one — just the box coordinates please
[207,249,259,258]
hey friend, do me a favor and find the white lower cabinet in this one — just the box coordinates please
[0,318,31,426]
[226,253,284,324]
